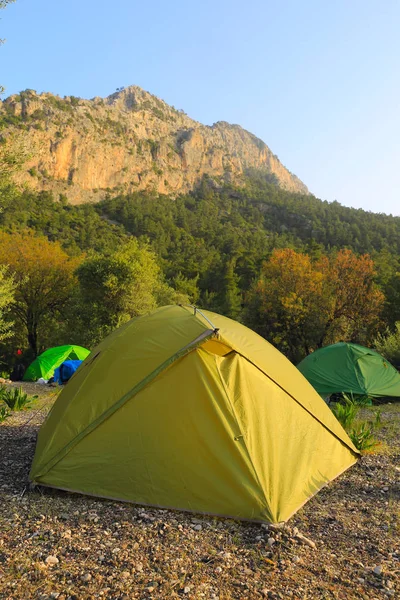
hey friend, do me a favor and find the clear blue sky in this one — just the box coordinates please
[1,0,399,215]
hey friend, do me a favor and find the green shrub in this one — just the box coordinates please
[341,392,373,407]
[331,397,358,430]
[331,392,377,452]
[45,96,74,114]
[349,423,377,452]
[374,322,400,367]
[0,405,10,423]
[0,386,37,411]
[31,109,47,120]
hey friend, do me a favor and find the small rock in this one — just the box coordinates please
[292,555,300,564]
[45,555,59,566]
[215,566,222,573]
[373,565,383,576]
[267,537,275,547]
[194,524,202,531]
[184,586,191,594]
[358,578,365,584]
[295,532,316,549]
[81,573,92,582]
[383,487,389,492]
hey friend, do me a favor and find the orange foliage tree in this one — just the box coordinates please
[0,231,81,357]
[319,249,385,347]
[245,248,384,362]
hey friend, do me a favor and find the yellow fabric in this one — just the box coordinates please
[30,305,359,523]
[218,353,357,521]
[196,308,356,450]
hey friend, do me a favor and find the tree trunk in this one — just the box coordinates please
[26,311,38,357]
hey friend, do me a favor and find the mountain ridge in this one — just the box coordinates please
[1,86,309,203]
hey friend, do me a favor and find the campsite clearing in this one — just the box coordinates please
[0,388,398,600]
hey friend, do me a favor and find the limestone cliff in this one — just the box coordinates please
[1,86,308,203]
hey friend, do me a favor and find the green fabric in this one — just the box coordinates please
[297,342,400,398]
[23,345,90,381]
[30,306,358,523]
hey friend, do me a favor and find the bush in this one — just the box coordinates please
[349,423,377,452]
[331,396,358,430]
[331,392,377,452]
[0,386,37,411]
[0,404,10,423]
[374,322,400,368]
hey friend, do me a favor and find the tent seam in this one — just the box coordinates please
[220,339,359,456]
[213,354,273,520]
[31,328,217,481]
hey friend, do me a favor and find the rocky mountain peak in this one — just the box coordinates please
[1,86,309,204]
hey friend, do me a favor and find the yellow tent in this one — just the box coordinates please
[30,306,359,523]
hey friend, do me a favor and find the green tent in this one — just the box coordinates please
[24,345,90,381]
[297,342,400,399]
[30,306,358,524]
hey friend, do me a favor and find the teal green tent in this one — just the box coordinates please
[24,345,90,381]
[297,342,400,399]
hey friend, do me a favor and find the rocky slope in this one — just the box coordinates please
[1,86,309,203]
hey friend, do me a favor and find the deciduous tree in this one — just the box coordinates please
[0,264,15,342]
[318,249,384,346]
[245,248,384,362]
[244,249,329,361]
[75,239,185,345]
[0,231,80,356]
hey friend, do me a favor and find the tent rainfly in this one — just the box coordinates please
[297,342,400,399]
[24,345,90,382]
[30,306,359,523]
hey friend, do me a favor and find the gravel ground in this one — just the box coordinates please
[0,386,398,600]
